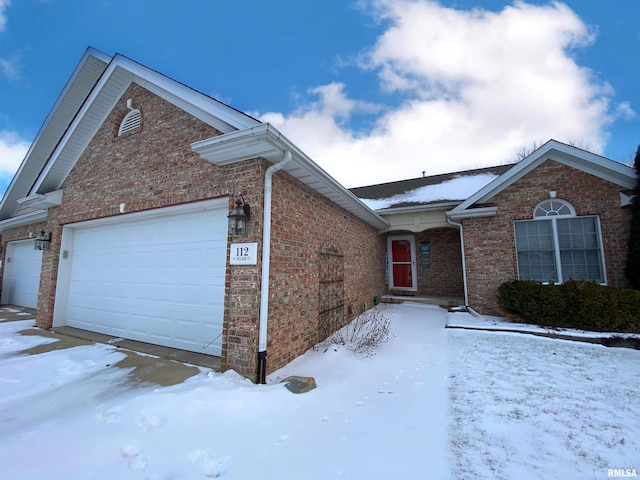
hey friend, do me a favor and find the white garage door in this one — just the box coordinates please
[60,202,227,356]
[1,240,43,308]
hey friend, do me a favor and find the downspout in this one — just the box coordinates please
[257,150,292,384]
[446,214,469,306]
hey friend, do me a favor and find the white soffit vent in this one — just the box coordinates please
[118,98,141,136]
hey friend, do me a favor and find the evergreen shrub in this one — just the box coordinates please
[498,280,640,333]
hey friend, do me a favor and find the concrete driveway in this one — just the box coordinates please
[0,305,217,387]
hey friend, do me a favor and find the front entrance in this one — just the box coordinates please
[387,235,417,291]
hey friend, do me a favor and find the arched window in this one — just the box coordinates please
[534,199,575,218]
[514,199,605,283]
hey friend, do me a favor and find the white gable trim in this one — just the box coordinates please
[450,140,636,215]
[29,54,261,196]
[0,48,111,221]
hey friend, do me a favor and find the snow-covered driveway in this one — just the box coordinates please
[0,304,638,479]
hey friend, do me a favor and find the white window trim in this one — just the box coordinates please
[533,198,576,218]
[514,213,608,285]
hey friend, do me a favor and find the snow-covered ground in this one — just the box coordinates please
[0,304,638,479]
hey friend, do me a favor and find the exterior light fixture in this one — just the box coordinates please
[228,194,251,236]
[34,230,51,251]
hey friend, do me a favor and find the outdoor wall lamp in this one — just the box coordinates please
[228,194,251,235]
[34,230,51,251]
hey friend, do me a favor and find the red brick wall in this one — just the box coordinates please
[414,228,465,298]
[463,159,632,314]
[266,170,386,373]
[2,82,389,380]
[5,82,268,378]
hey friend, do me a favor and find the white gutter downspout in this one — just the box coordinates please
[257,150,292,384]
[446,215,469,307]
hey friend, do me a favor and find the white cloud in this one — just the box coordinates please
[0,130,29,181]
[0,55,20,81]
[0,0,10,32]
[259,0,618,188]
[614,102,635,121]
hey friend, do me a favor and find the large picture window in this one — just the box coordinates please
[514,199,605,283]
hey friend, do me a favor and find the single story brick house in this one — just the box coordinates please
[0,48,636,381]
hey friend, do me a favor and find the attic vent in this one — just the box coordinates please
[118,99,141,136]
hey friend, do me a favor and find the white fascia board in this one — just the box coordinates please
[191,123,280,164]
[546,149,636,189]
[29,62,130,195]
[374,201,461,215]
[16,190,63,210]
[450,140,637,216]
[0,48,111,218]
[30,54,262,195]
[447,206,498,221]
[0,210,48,232]
[192,124,389,230]
[120,55,259,133]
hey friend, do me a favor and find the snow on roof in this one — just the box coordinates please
[360,173,499,210]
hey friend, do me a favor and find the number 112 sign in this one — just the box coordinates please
[230,242,258,265]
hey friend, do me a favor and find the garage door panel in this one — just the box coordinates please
[64,206,226,356]
[2,241,43,308]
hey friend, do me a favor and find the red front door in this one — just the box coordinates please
[388,236,417,290]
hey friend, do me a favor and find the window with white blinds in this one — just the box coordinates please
[514,200,605,283]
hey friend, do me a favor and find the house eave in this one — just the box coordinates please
[28,54,262,197]
[0,48,111,221]
[374,201,461,215]
[447,206,498,220]
[0,210,48,232]
[191,124,389,230]
[16,190,63,210]
[451,140,637,215]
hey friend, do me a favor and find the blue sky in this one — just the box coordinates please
[0,0,638,191]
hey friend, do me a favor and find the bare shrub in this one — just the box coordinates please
[325,307,394,357]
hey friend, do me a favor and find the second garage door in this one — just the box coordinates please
[58,201,228,356]
[1,240,43,308]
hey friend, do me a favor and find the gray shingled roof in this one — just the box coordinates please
[349,164,515,208]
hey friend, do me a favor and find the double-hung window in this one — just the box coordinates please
[514,199,605,283]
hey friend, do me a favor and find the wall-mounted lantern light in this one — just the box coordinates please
[34,231,51,251]
[228,194,251,236]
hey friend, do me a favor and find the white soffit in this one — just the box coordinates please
[192,124,389,230]
[452,140,637,214]
[0,210,48,231]
[30,54,261,196]
[0,48,111,220]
